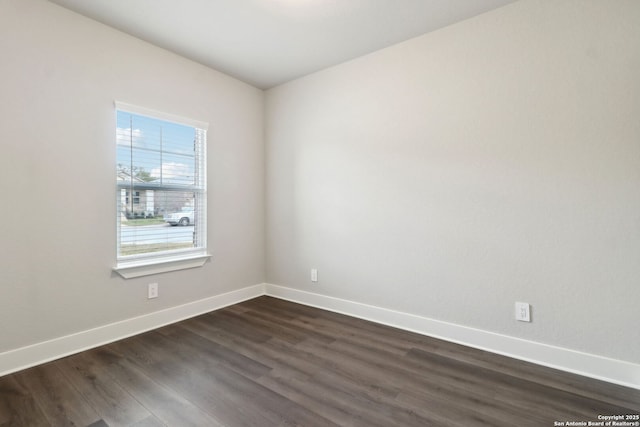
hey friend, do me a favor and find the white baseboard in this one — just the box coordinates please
[264,283,640,390]
[0,283,266,377]
[3,282,638,391]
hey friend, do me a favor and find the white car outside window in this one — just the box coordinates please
[163,208,194,226]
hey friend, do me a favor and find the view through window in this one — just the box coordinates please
[116,104,207,265]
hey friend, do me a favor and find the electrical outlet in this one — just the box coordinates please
[311,268,318,283]
[515,302,530,322]
[148,283,158,299]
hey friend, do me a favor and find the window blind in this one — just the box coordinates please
[115,104,207,266]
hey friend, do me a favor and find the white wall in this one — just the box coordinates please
[266,0,640,364]
[0,0,264,353]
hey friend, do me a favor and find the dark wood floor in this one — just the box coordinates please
[1,296,638,426]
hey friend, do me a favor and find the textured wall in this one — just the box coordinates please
[266,0,640,363]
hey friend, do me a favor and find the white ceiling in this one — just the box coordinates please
[48,0,517,89]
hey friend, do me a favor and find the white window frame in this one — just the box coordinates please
[113,102,210,278]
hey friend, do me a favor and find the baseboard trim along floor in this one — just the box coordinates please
[0,284,265,378]
[1,282,638,390]
[264,284,640,390]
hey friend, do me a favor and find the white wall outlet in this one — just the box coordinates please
[311,268,318,283]
[515,302,530,322]
[148,283,158,299]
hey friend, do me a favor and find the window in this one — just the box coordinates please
[114,102,208,277]
[125,191,140,205]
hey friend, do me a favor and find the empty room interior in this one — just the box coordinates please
[1,0,639,425]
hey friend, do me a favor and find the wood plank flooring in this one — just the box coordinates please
[1,296,638,426]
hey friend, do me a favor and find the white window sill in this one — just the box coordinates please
[113,254,211,279]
